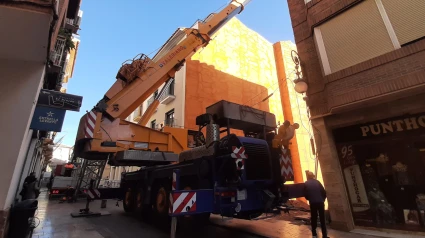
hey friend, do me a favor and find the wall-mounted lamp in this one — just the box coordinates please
[291,50,308,94]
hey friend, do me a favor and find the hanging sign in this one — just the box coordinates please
[37,89,83,112]
[30,106,66,132]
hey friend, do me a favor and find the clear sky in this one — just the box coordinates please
[58,0,295,146]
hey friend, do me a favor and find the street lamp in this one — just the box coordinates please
[291,50,308,94]
[294,78,308,94]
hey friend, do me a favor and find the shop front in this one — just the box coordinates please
[333,112,425,232]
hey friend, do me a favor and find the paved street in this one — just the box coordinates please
[31,189,388,238]
[32,189,261,238]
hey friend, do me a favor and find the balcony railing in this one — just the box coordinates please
[51,37,66,67]
[165,118,175,127]
[159,82,176,104]
[66,18,74,25]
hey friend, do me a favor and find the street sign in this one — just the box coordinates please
[30,106,66,132]
[37,89,83,112]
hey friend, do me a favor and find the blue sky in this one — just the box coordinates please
[58,0,295,146]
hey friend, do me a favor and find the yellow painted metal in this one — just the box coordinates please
[138,100,160,126]
[75,0,250,158]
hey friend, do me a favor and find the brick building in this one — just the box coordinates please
[288,0,425,234]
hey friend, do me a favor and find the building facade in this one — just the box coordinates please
[121,18,322,196]
[288,0,425,233]
[0,0,82,236]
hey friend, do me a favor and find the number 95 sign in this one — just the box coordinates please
[338,145,356,168]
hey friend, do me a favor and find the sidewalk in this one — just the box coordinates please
[210,214,382,238]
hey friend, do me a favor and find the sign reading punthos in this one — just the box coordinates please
[333,112,425,143]
[360,115,425,137]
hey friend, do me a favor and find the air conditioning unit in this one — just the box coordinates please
[55,0,59,15]
[75,10,83,26]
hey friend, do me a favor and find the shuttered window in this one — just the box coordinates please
[316,0,394,74]
[382,0,425,45]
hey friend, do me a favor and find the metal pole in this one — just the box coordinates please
[170,169,180,238]
[170,218,177,238]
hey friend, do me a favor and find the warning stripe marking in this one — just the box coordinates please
[172,172,176,191]
[171,191,196,214]
[231,146,247,170]
[280,148,294,180]
[85,110,97,138]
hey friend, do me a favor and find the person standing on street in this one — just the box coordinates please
[20,172,40,201]
[304,171,329,238]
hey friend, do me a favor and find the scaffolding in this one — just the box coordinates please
[73,158,107,197]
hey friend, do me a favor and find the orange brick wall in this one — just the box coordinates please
[185,59,270,133]
[183,19,321,192]
[185,18,279,132]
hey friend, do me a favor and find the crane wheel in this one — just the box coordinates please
[135,188,150,220]
[123,188,134,212]
[155,187,168,215]
[151,184,171,229]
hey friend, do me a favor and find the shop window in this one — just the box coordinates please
[333,113,425,232]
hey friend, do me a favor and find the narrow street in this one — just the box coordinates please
[32,189,263,238]
[31,189,387,238]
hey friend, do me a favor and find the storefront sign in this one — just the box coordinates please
[37,89,83,112]
[333,112,425,143]
[30,106,66,132]
[338,145,370,212]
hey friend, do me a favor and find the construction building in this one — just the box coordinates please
[288,0,425,234]
[0,0,83,236]
[103,18,323,202]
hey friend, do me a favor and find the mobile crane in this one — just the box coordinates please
[72,0,301,229]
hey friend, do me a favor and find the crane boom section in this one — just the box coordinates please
[105,31,205,119]
[102,0,248,120]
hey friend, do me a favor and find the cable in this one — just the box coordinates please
[242,70,296,106]
[100,126,113,141]
[250,86,280,108]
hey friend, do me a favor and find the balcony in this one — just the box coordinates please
[64,10,82,34]
[165,118,176,127]
[50,37,66,67]
[159,82,176,105]
[160,93,176,105]
[0,1,54,62]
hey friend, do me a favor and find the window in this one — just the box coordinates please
[133,104,143,119]
[165,109,175,126]
[151,120,156,129]
[314,0,425,75]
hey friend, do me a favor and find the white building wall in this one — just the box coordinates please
[0,59,45,210]
[140,64,186,129]
[53,144,73,162]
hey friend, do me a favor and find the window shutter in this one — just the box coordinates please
[382,0,425,45]
[318,0,394,73]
